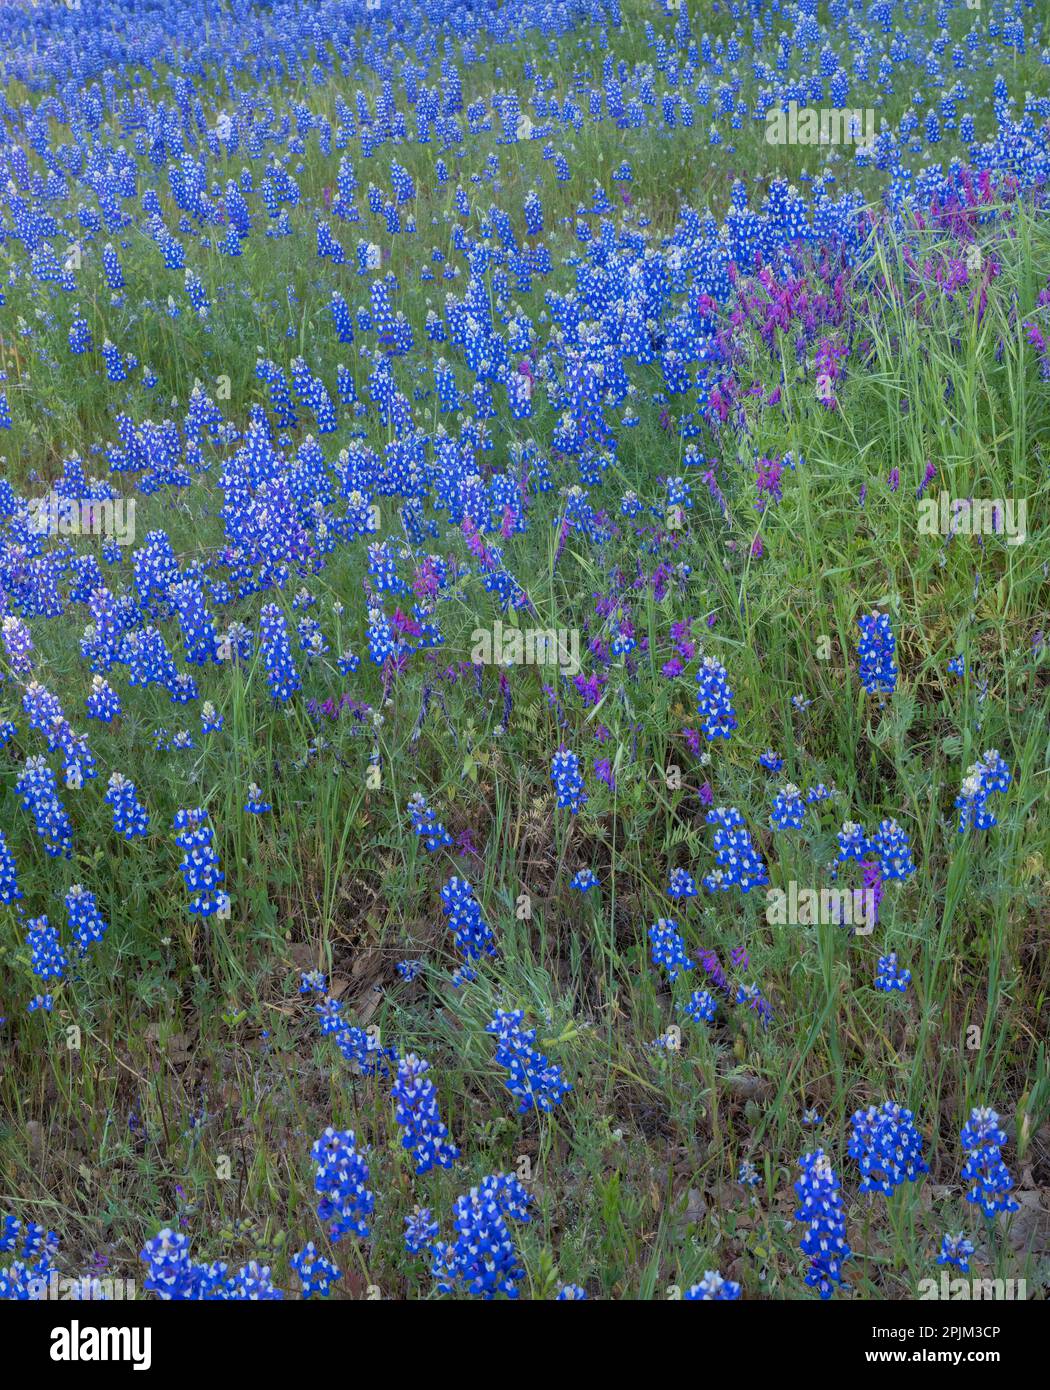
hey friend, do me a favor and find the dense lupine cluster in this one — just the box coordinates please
[140,1229,284,1300]
[0,0,1043,1306]
[431,1174,533,1300]
[849,1101,929,1196]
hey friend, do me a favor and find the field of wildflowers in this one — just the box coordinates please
[0,0,1048,1311]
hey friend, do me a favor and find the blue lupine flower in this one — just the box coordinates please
[0,830,23,904]
[315,995,396,1078]
[857,611,898,695]
[695,655,737,740]
[551,746,587,812]
[404,1206,439,1256]
[849,1101,929,1195]
[367,540,408,594]
[805,783,836,806]
[875,951,911,993]
[759,749,783,773]
[736,982,775,1028]
[201,702,224,735]
[139,1229,206,1299]
[244,783,271,815]
[173,808,227,917]
[407,793,453,851]
[27,916,67,987]
[0,1259,53,1299]
[960,1107,1020,1219]
[703,806,769,894]
[440,876,496,962]
[15,756,74,859]
[668,867,697,898]
[65,885,108,957]
[648,918,694,983]
[366,607,396,665]
[68,313,92,354]
[140,1229,284,1300]
[392,1053,460,1173]
[259,604,301,703]
[105,773,149,840]
[936,1232,975,1272]
[570,868,599,892]
[868,818,915,880]
[311,1128,374,1242]
[556,1283,588,1300]
[1,615,34,675]
[975,749,1011,796]
[224,1261,284,1300]
[487,1009,571,1114]
[794,1150,851,1299]
[680,989,717,1025]
[85,676,122,723]
[431,1174,532,1299]
[684,1271,742,1300]
[0,1217,57,1296]
[291,1243,340,1298]
[170,578,220,667]
[955,750,1011,832]
[771,783,806,830]
[836,820,869,861]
